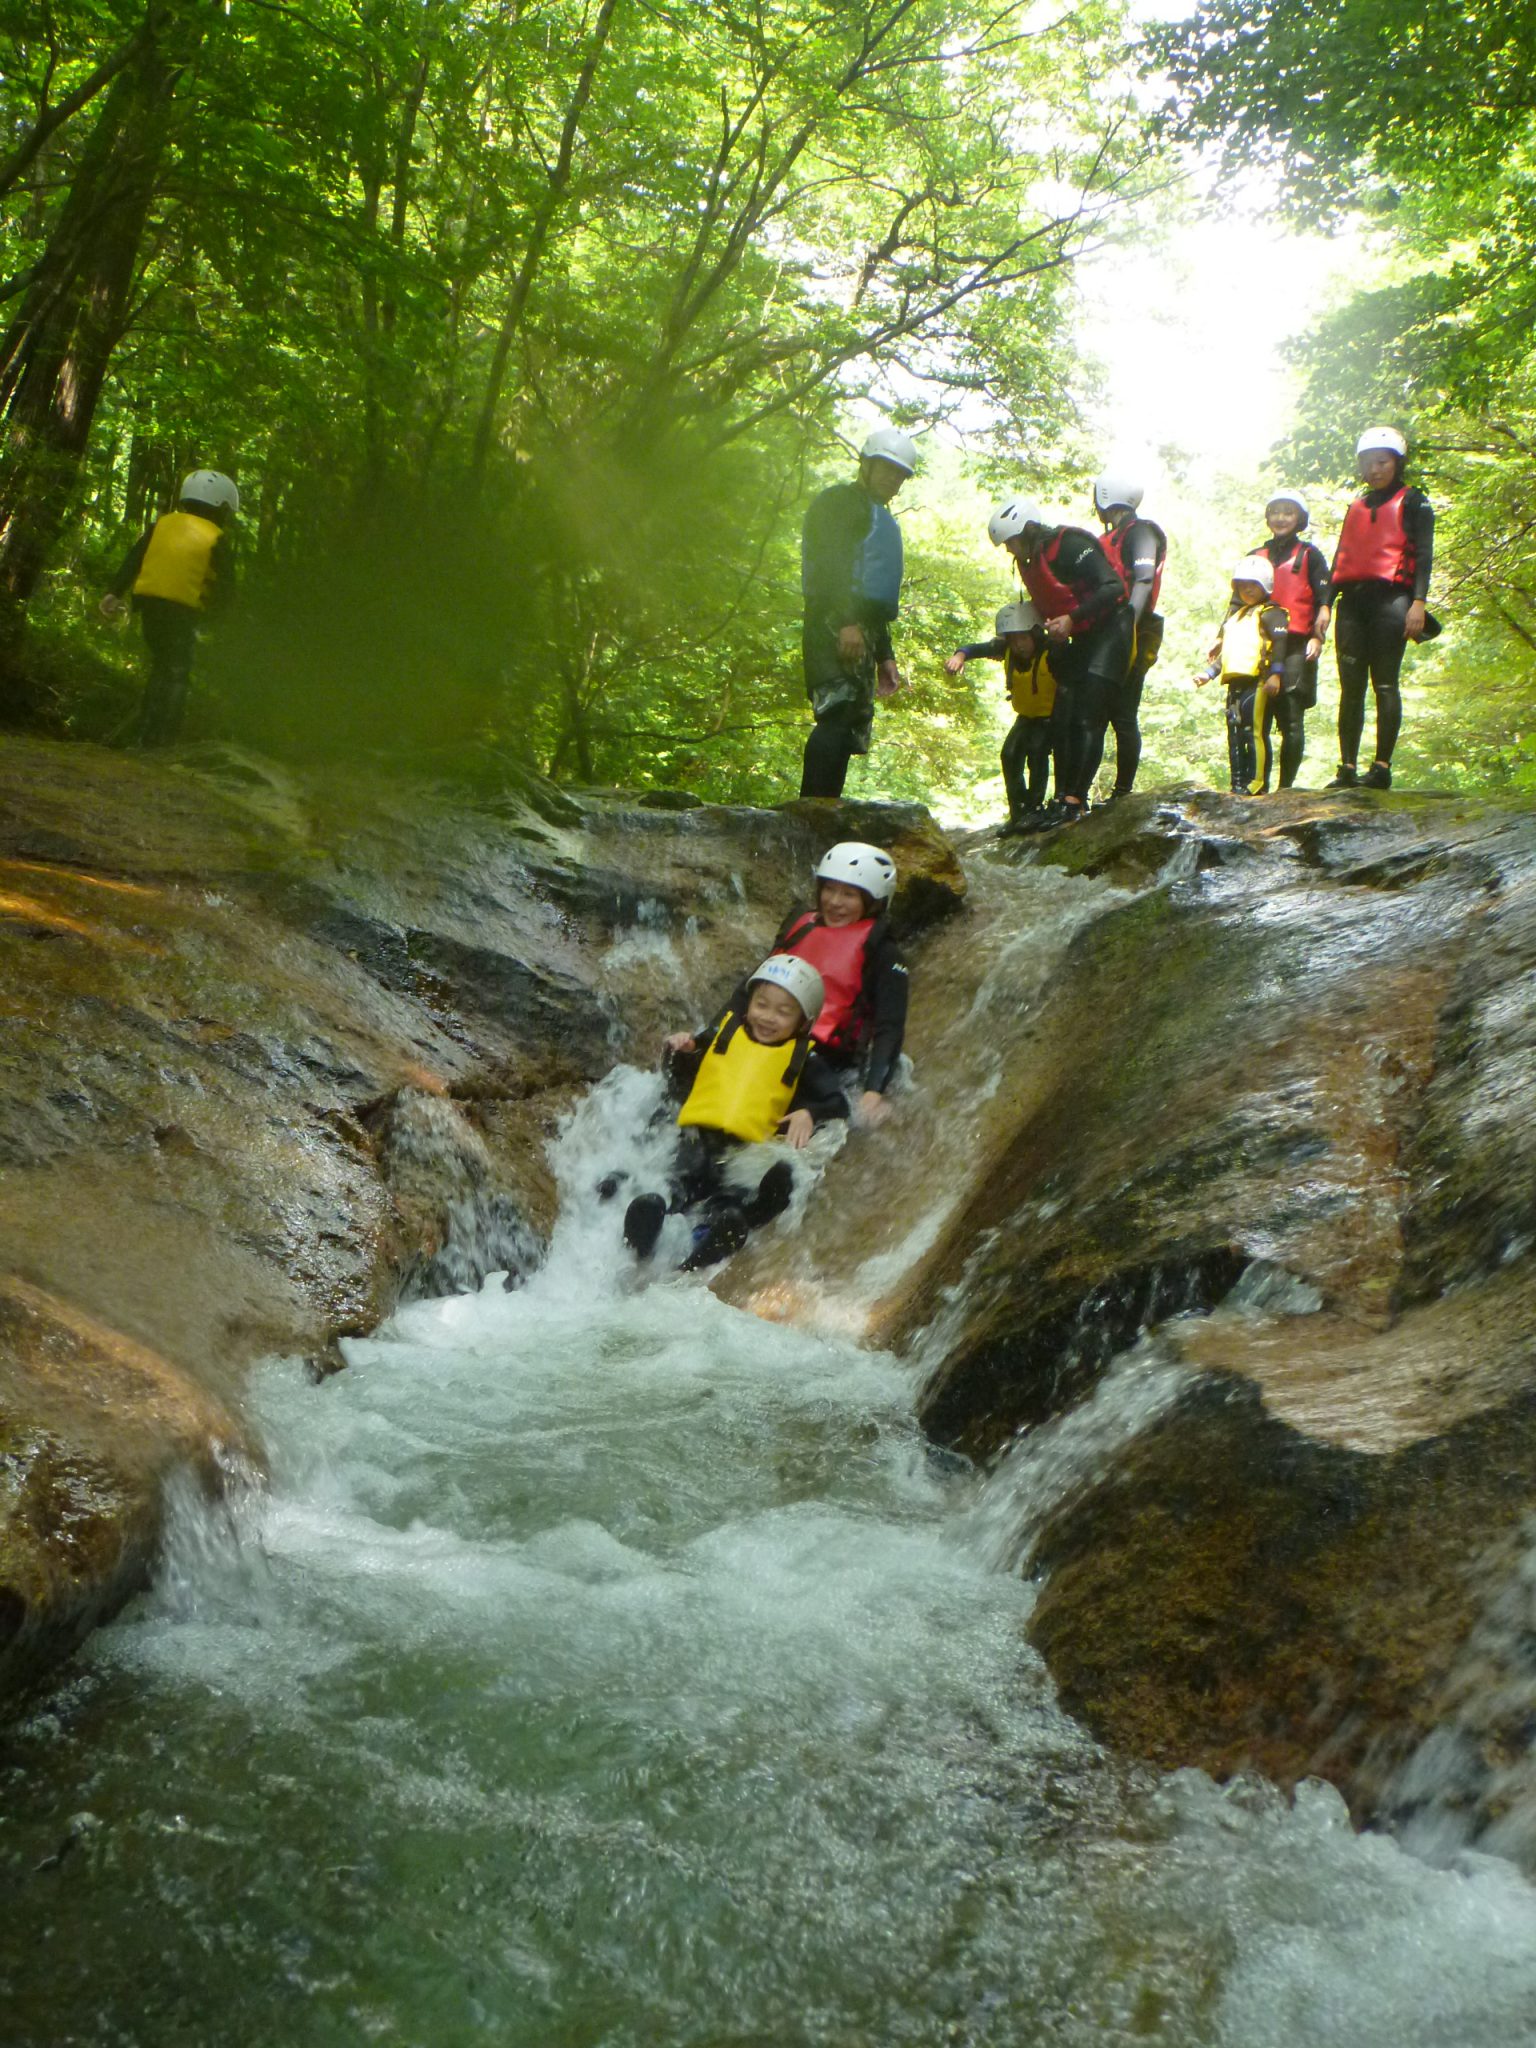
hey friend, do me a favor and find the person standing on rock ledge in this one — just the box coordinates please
[99,470,239,746]
[798,426,917,800]
[1324,426,1440,793]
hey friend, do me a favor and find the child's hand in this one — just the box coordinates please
[664,1032,696,1055]
[1264,675,1282,697]
[779,1108,814,1149]
[943,652,967,675]
[98,594,126,620]
[1192,670,1209,689]
[857,1090,891,1127]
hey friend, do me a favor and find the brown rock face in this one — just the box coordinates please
[0,735,961,1701]
[873,788,1536,1849]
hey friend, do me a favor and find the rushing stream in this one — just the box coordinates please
[8,878,1536,2045]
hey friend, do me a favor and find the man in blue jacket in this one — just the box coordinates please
[798,426,917,798]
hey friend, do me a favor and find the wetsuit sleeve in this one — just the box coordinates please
[790,1048,850,1126]
[1121,520,1163,622]
[1055,531,1126,631]
[1261,606,1288,672]
[1307,543,1331,617]
[109,528,153,598]
[860,935,909,1097]
[204,531,236,614]
[1406,490,1434,600]
[960,639,1007,661]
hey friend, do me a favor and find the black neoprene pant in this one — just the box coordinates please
[1000,714,1053,814]
[1335,582,1411,766]
[1257,688,1305,790]
[1054,612,1135,803]
[1077,671,1145,797]
[135,597,198,746]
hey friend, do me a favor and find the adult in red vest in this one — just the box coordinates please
[1247,489,1331,790]
[1085,471,1167,804]
[987,496,1129,830]
[673,840,907,1125]
[100,470,239,746]
[1325,427,1437,791]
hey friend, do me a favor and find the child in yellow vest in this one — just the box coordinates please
[1193,557,1289,795]
[624,954,849,1270]
[99,470,239,745]
[946,599,1058,830]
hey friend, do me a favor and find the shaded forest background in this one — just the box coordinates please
[1,0,1533,808]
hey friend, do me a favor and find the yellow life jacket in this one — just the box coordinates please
[1218,603,1271,682]
[1007,645,1056,717]
[132,511,222,609]
[676,1013,810,1144]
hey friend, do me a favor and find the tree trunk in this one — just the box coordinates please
[0,2,204,719]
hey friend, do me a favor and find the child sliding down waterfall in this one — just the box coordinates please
[623,954,849,1272]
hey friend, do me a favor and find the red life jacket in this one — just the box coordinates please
[1099,519,1165,610]
[1332,486,1417,587]
[780,912,871,1054]
[1256,541,1320,637]
[1021,531,1097,636]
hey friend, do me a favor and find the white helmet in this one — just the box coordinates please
[1356,426,1407,464]
[860,426,918,475]
[748,953,825,1025]
[1266,488,1310,528]
[179,470,240,513]
[1233,554,1274,595]
[814,840,897,904]
[995,600,1040,635]
[1093,472,1144,515]
[988,497,1046,545]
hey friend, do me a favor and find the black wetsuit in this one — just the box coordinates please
[1257,533,1330,788]
[1080,516,1166,799]
[1329,486,1434,769]
[799,481,901,799]
[1022,529,1131,806]
[110,509,234,746]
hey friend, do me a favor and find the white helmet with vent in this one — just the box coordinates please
[1356,426,1407,465]
[814,841,897,904]
[995,600,1040,635]
[1092,473,1144,515]
[748,954,825,1025]
[988,497,1046,545]
[1233,555,1275,595]
[179,470,240,513]
[860,426,918,475]
[1266,489,1310,528]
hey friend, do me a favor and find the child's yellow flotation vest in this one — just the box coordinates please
[676,1013,810,1144]
[1219,603,1271,682]
[133,511,222,609]
[1007,645,1056,717]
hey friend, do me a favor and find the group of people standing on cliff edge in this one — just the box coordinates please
[798,423,1439,825]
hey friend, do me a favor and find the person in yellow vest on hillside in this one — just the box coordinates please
[624,954,849,1272]
[99,469,239,746]
[1193,557,1289,795]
